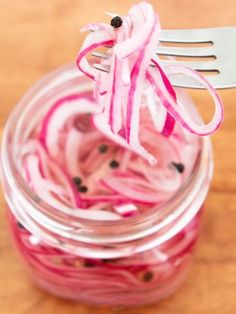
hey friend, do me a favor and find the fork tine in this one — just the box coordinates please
[160,60,218,71]
[156,45,215,57]
[92,48,215,59]
[93,64,224,89]
[160,29,213,43]
[169,74,221,89]
[94,63,110,73]
[89,27,212,43]
[92,51,111,59]
[94,60,219,74]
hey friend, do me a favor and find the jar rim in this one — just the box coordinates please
[1,64,211,244]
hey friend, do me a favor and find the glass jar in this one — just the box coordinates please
[0,64,213,307]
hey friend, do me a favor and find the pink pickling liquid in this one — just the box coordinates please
[8,209,202,307]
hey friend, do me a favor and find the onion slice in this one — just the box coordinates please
[76,1,223,164]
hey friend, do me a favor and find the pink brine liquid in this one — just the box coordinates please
[9,209,202,306]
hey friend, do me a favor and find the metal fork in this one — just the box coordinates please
[91,27,236,89]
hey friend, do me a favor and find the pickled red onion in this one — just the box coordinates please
[76,1,224,164]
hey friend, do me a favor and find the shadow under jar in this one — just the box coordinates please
[0,64,213,307]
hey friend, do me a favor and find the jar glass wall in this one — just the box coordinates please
[1,65,213,307]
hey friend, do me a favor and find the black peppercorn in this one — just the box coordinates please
[78,185,88,193]
[17,222,25,230]
[109,160,119,169]
[101,259,113,264]
[171,162,185,173]
[142,271,154,282]
[111,16,123,29]
[73,177,82,186]
[98,144,108,154]
[84,260,95,267]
